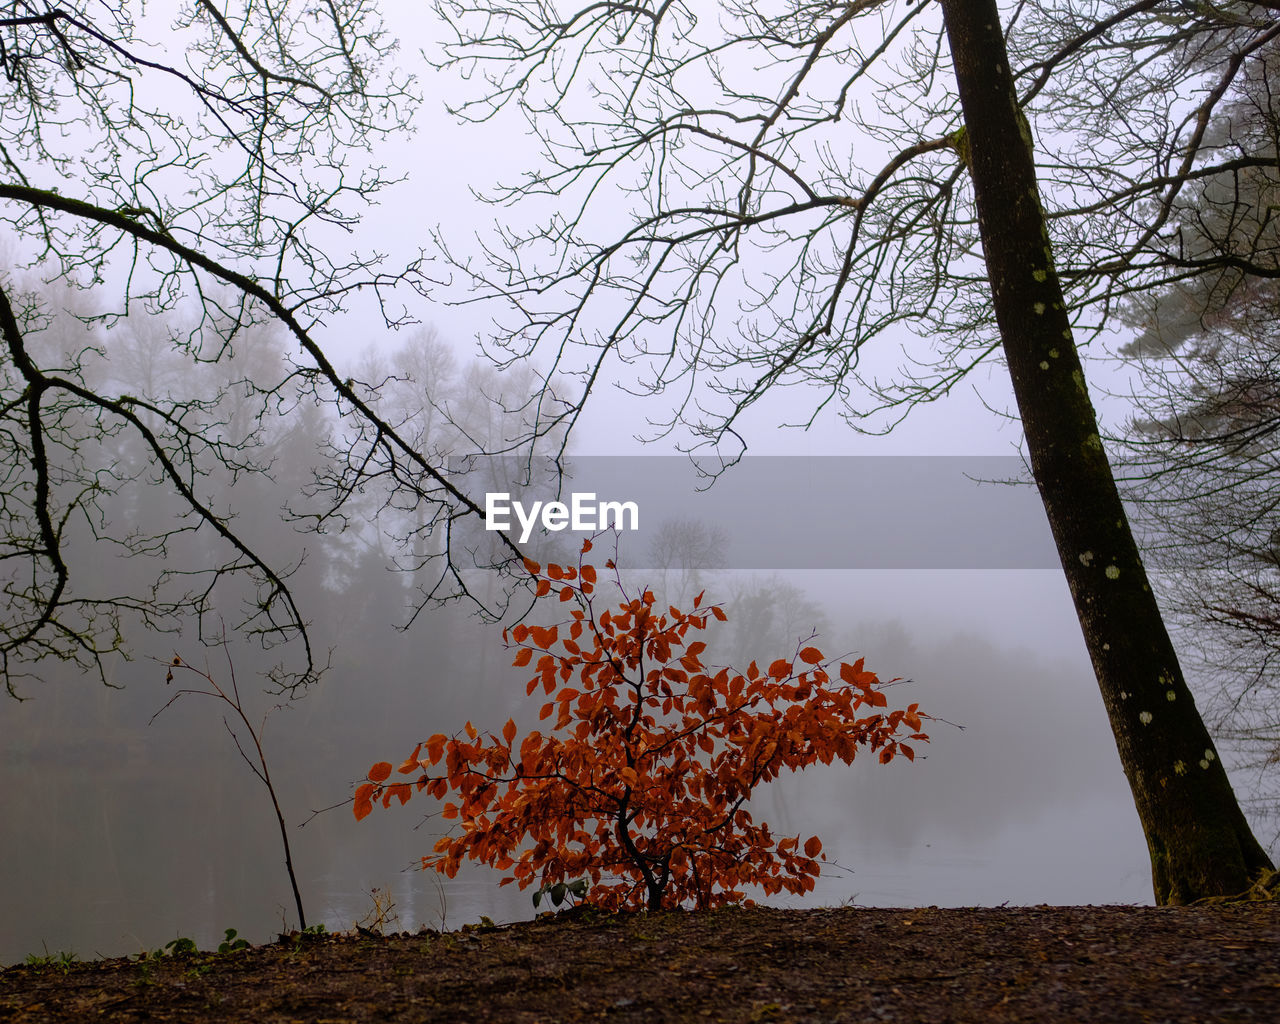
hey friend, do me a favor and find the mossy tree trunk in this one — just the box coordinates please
[939,0,1273,904]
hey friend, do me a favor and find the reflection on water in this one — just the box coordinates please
[0,766,1153,966]
[2,807,1152,967]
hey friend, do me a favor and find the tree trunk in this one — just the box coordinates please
[939,0,1273,904]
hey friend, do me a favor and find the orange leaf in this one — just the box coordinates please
[353,783,375,821]
[368,761,393,783]
[581,564,597,583]
[768,659,792,679]
[531,626,558,648]
[384,783,412,807]
[560,586,574,602]
[581,538,593,554]
[523,557,541,576]
[804,835,822,858]
[712,606,727,621]
[398,742,423,774]
[840,658,876,687]
[513,647,533,667]
[426,734,447,763]
[799,646,823,665]
[536,579,551,597]
[503,719,517,745]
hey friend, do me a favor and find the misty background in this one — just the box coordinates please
[3,0,1275,969]
[0,313,1160,965]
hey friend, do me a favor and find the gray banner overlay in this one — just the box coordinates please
[449,455,1060,570]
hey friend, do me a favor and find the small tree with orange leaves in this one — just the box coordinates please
[356,539,928,911]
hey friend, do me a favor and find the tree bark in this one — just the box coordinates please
[939,0,1273,904]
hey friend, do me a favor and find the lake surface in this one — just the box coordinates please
[0,570,1199,965]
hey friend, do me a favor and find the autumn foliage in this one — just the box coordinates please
[356,540,928,911]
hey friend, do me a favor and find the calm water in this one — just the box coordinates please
[0,730,1154,965]
[0,571,1183,965]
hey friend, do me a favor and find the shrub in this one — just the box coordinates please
[356,541,928,911]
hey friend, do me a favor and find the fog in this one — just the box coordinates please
[0,288,1241,967]
[0,318,1192,964]
[1,513,1159,965]
[1,2,1262,972]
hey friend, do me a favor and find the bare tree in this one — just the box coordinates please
[0,2,524,695]
[335,327,571,621]
[416,0,1280,900]
[1109,34,1280,835]
[647,517,728,609]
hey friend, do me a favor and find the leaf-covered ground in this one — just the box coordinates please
[3,904,1278,1022]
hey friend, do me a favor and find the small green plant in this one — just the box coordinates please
[533,877,588,911]
[163,937,199,958]
[24,948,78,972]
[280,923,328,954]
[217,928,251,954]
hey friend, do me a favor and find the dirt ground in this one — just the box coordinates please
[3,903,1278,1023]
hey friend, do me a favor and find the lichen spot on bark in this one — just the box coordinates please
[1079,551,1094,566]
[1105,565,1120,579]
[1033,269,1047,283]
[1204,748,1215,762]
[1139,711,1153,725]
[1102,642,1111,651]
[1034,301,1046,315]
[1074,371,1089,395]
[1166,690,1176,701]
[1040,360,1050,370]
[1049,348,1059,359]
[1174,760,1187,775]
